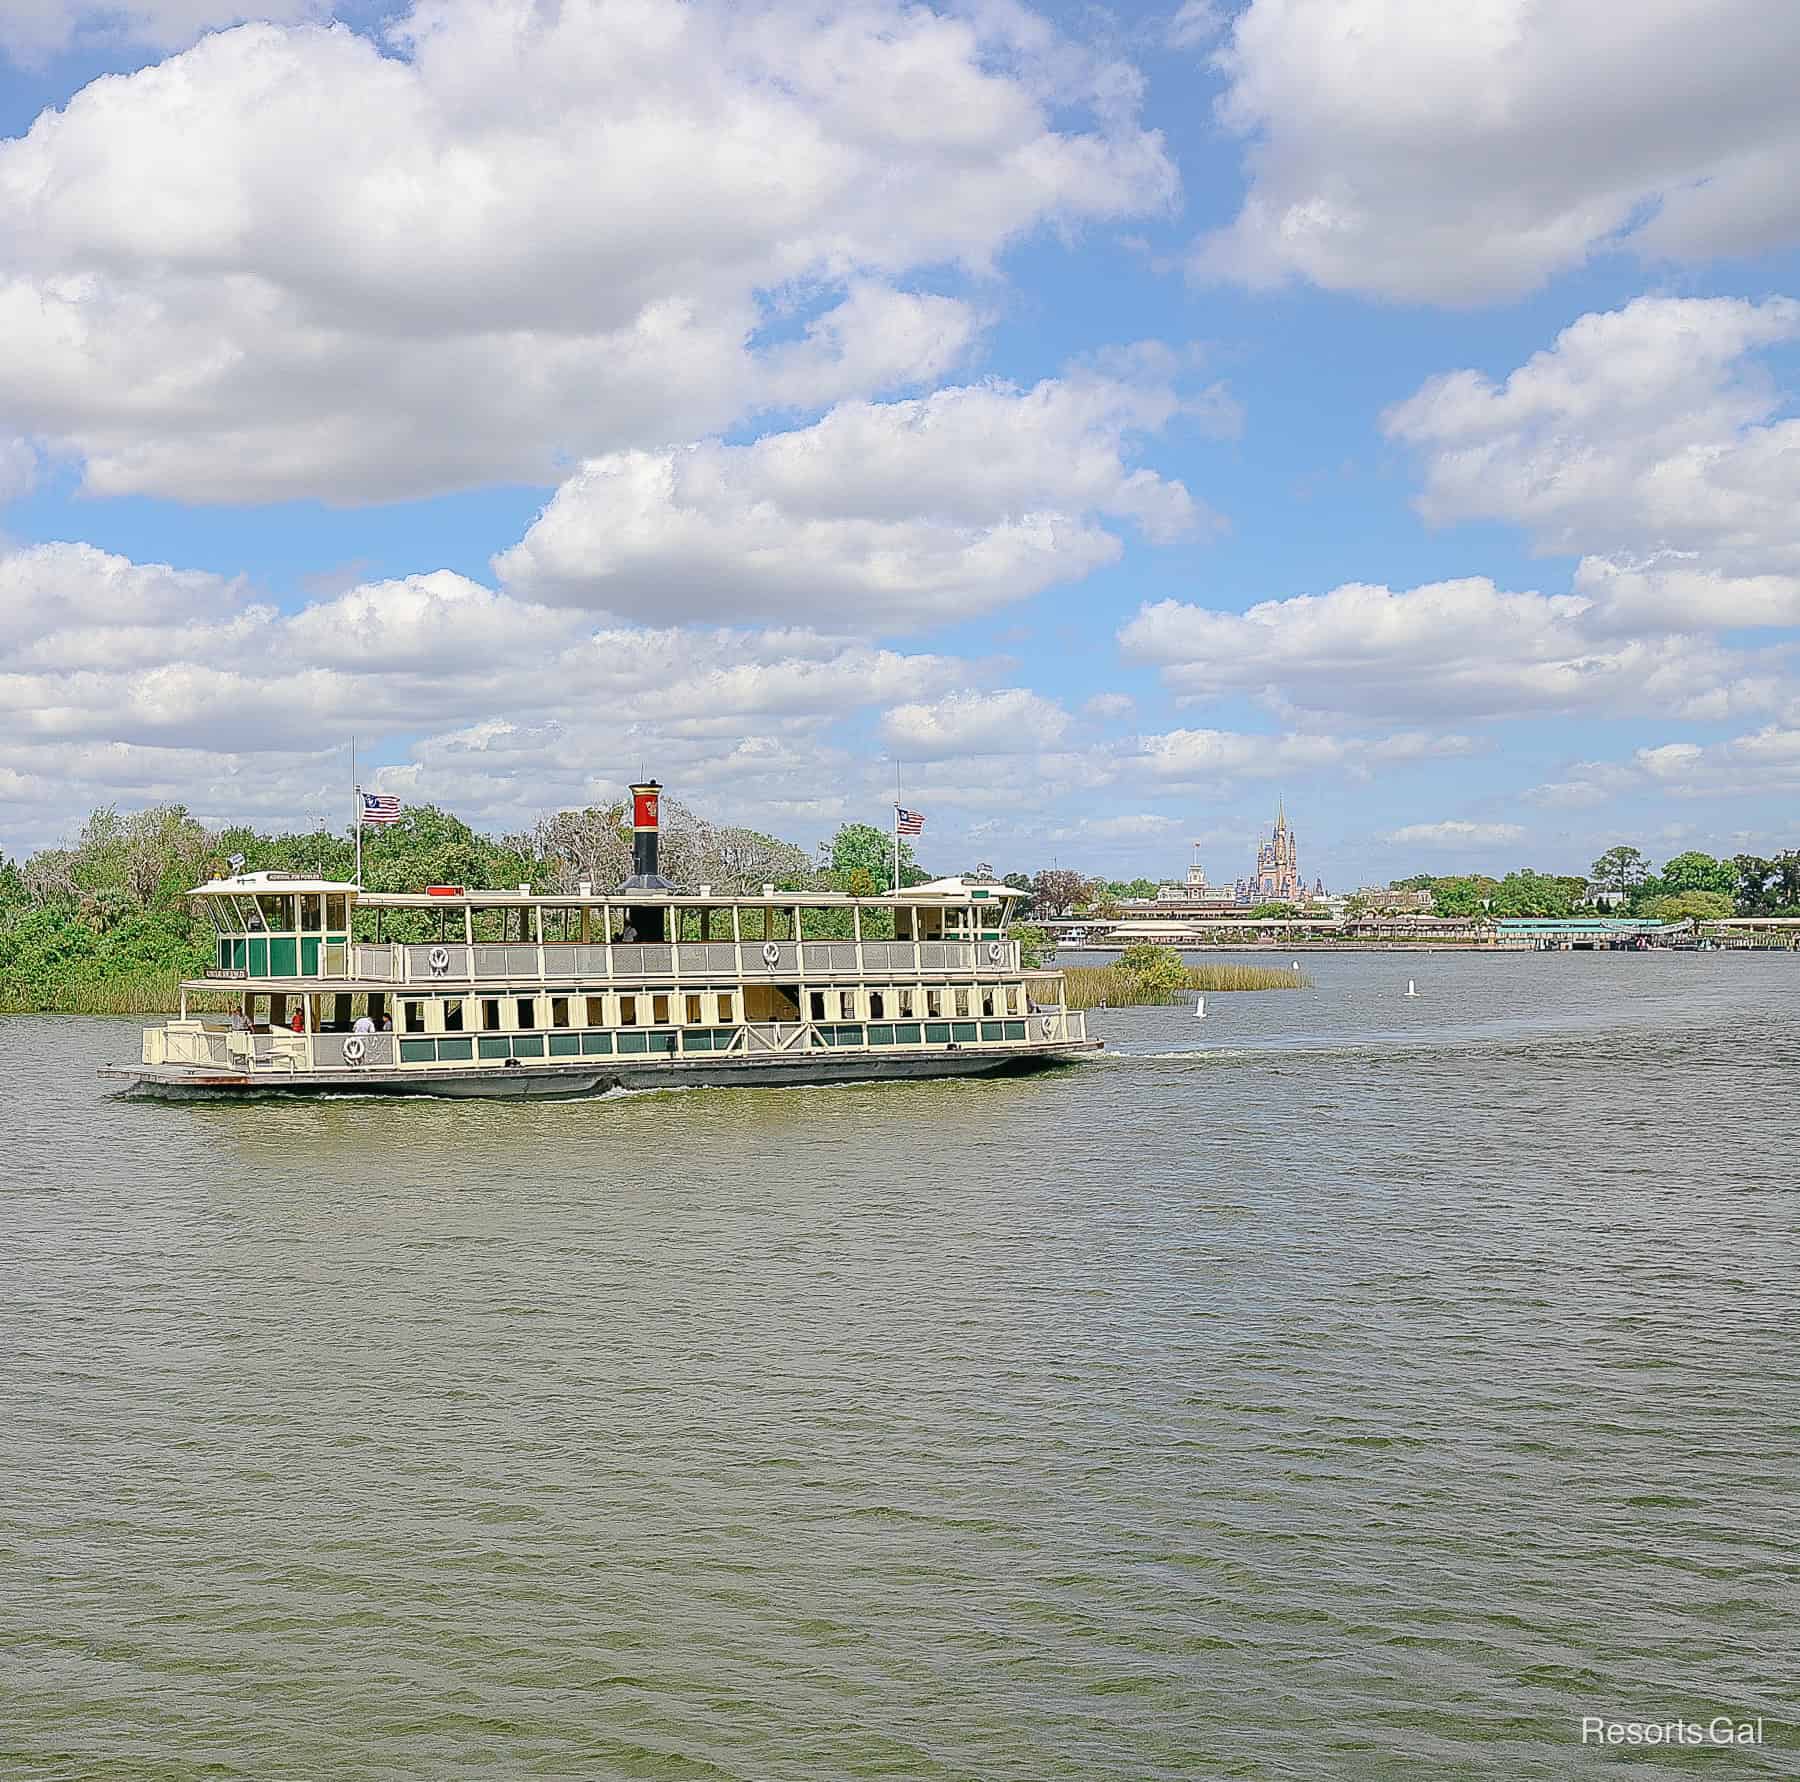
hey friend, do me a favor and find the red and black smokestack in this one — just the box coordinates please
[619,779,678,940]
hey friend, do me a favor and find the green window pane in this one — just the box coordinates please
[400,1039,435,1064]
[438,1037,473,1061]
[980,1021,1004,1041]
[953,1022,978,1042]
[582,1032,614,1055]
[248,938,268,977]
[618,1032,648,1054]
[925,1022,951,1043]
[867,1024,894,1045]
[647,1032,675,1054]
[682,1030,712,1051]
[300,937,320,974]
[269,937,297,976]
[1003,1021,1026,1040]
[512,1035,545,1058]
[838,1026,864,1046]
[894,1023,922,1043]
[710,1029,736,1049]
[478,1036,510,1060]
[549,1033,582,1057]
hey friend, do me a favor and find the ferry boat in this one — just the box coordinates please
[102,783,1097,1101]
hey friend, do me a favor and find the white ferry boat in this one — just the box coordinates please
[102,782,1097,1101]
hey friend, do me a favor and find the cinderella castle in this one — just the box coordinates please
[1252,801,1310,902]
[1171,803,1326,907]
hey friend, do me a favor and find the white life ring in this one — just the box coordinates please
[987,940,1004,964]
[428,946,451,974]
[1039,1014,1055,1037]
[761,940,781,967]
[343,1036,367,1064]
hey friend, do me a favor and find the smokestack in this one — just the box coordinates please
[618,778,678,940]
[631,781,661,880]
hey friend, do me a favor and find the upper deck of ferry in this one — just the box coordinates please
[187,871,1031,990]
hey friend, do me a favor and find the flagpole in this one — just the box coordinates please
[892,762,901,894]
[352,736,362,888]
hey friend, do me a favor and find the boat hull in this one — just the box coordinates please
[101,1041,1101,1102]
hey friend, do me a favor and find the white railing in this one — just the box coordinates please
[328,936,1015,984]
[313,1031,396,1069]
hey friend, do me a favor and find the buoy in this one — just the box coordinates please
[1405,979,1419,998]
[1194,994,1206,1020]
[1292,960,1301,971]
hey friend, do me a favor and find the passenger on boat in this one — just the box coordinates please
[352,1012,376,1035]
[289,1007,305,1034]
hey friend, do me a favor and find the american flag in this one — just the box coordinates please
[360,791,403,826]
[895,806,925,836]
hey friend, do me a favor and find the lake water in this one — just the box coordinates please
[3,952,1796,1778]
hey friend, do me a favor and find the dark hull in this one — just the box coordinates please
[102,1042,1100,1102]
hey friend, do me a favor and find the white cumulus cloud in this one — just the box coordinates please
[1193,0,1800,302]
[496,374,1200,627]
[0,0,1176,503]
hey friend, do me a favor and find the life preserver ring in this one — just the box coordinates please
[1039,1014,1055,1037]
[343,1036,367,1064]
[987,940,1004,964]
[428,946,451,974]
[761,940,781,967]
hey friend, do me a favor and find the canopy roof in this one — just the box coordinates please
[190,871,357,897]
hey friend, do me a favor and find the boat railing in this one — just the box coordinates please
[313,1031,395,1070]
[314,937,1016,985]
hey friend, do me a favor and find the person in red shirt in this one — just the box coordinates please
[289,1005,305,1034]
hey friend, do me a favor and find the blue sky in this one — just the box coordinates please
[3,0,1798,890]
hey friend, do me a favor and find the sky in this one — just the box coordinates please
[2,0,1798,890]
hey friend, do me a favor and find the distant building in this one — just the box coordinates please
[1358,887,1436,915]
[1252,803,1305,902]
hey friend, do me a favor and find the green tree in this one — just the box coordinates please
[1010,922,1052,969]
[1644,890,1733,924]
[1430,877,1484,917]
[1248,901,1302,919]
[1490,869,1574,918]
[1657,850,1736,898]
[1589,844,1649,897]
[1116,942,1188,1003]
[826,822,924,890]
[1733,854,1775,913]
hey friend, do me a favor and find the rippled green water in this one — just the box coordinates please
[3,953,1796,1778]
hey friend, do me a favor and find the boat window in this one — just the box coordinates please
[258,893,296,931]
[551,997,572,1028]
[898,988,914,1018]
[652,995,669,1025]
[443,998,465,1033]
[586,996,606,1026]
[404,1001,426,1034]
[954,987,971,1017]
[716,993,734,1023]
[981,989,995,1017]
[685,995,702,1024]
[809,991,826,1020]
[300,896,323,932]
[325,894,349,931]
[620,996,637,1026]
[869,991,884,1018]
[1006,984,1021,1015]
[926,988,943,1017]
[837,990,854,1019]
[516,997,536,1029]
[482,998,500,1030]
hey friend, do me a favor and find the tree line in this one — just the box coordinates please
[1388,845,1800,923]
[0,801,928,1011]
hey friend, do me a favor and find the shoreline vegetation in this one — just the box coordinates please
[1061,951,1310,1011]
